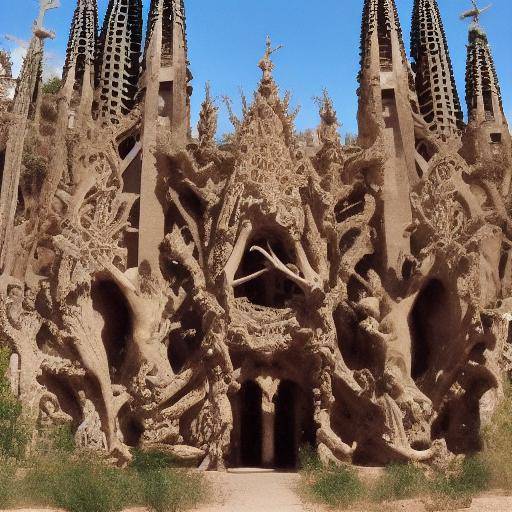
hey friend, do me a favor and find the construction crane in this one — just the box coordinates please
[460,0,492,25]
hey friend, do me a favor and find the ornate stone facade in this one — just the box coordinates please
[0,0,511,470]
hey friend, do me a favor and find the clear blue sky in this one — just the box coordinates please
[1,0,510,137]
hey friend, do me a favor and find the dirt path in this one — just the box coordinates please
[195,468,320,512]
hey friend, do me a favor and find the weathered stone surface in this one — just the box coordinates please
[0,0,511,472]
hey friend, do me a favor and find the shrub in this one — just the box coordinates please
[373,463,427,502]
[298,444,322,474]
[0,459,17,508]
[131,450,205,512]
[131,449,181,471]
[430,457,490,500]
[309,466,365,508]
[42,77,62,94]
[0,348,28,459]
[482,382,512,489]
[22,455,139,512]
[138,468,204,512]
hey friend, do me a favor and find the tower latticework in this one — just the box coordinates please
[63,0,98,93]
[411,0,463,138]
[97,0,143,123]
[465,26,504,123]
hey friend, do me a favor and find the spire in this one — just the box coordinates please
[460,2,511,196]
[62,0,98,97]
[141,0,191,137]
[97,0,143,124]
[360,0,408,75]
[465,18,504,124]
[411,0,463,138]
[144,0,187,68]
[358,0,417,280]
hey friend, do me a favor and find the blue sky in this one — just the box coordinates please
[1,0,510,137]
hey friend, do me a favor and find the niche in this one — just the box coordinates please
[91,280,131,377]
[409,279,453,382]
[234,233,303,308]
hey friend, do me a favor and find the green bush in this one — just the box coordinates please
[131,449,181,471]
[298,444,322,473]
[131,450,205,512]
[42,77,62,94]
[309,466,365,508]
[0,459,17,508]
[482,382,512,489]
[21,455,139,512]
[430,457,490,500]
[373,463,427,502]
[138,468,204,512]
[0,348,28,459]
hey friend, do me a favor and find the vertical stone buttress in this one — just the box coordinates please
[411,0,463,139]
[137,0,192,268]
[358,0,416,279]
[97,0,142,124]
[62,0,98,126]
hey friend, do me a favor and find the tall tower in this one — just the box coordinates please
[142,0,191,138]
[97,0,143,124]
[134,0,192,270]
[462,5,511,195]
[411,0,463,139]
[62,0,98,125]
[358,0,416,279]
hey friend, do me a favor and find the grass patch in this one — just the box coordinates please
[372,463,428,502]
[307,465,365,508]
[429,457,490,502]
[482,382,512,489]
[21,454,138,512]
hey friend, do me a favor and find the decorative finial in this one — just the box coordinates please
[459,0,492,27]
[258,35,283,81]
[33,0,60,39]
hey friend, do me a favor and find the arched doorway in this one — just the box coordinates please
[240,381,263,467]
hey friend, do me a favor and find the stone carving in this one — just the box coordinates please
[0,0,511,472]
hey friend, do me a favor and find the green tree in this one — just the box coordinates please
[42,77,62,95]
[0,347,28,459]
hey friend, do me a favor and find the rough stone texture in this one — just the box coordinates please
[0,0,511,473]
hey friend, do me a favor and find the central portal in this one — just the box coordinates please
[235,378,314,469]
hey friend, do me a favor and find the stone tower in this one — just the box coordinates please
[62,0,98,125]
[462,20,512,196]
[411,0,463,139]
[134,0,192,270]
[358,0,416,280]
[143,0,191,138]
[97,0,143,123]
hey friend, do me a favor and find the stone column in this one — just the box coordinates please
[256,376,279,467]
[261,393,275,467]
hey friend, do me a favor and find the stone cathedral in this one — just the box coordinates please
[0,0,510,470]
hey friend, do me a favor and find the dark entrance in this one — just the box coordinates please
[240,381,263,467]
[274,380,298,469]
